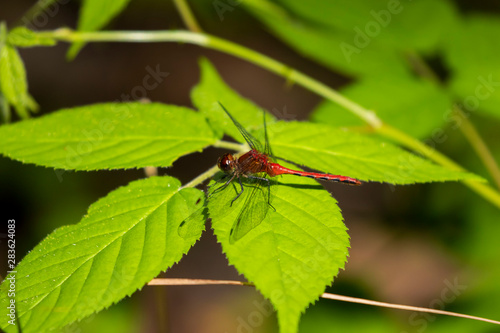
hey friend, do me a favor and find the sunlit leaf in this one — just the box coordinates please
[190,56,483,333]
[0,176,204,333]
[210,172,349,333]
[0,102,218,170]
[268,121,482,184]
[0,40,38,119]
[7,27,56,48]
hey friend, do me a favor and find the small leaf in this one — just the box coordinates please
[443,14,500,119]
[7,27,56,47]
[0,102,219,170]
[68,0,132,59]
[268,121,482,184]
[311,76,453,139]
[210,172,349,333]
[0,176,204,333]
[191,58,273,141]
[0,42,38,119]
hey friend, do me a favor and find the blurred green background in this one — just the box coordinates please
[1,0,500,332]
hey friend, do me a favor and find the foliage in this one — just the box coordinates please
[0,0,499,332]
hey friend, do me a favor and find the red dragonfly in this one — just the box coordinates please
[180,103,360,243]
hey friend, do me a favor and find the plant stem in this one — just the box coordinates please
[453,107,500,190]
[172,0,203,33]
[181,140,246,189]
[455,112,500,189]
[405,51,441,83]
[46,29,381,127]
[181,164,219,189]
[378,124,500,207]
[406,51,500,191]
[148,278,500,325]
[41,29,500,208]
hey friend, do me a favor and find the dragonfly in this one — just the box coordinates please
[179,103,361,243]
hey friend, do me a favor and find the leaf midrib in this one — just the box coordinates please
[5,135,215,143]
[274,141,428,170]
[17,189,176,323]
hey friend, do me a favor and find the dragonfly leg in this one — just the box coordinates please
[230,176,245,206]
[246,175,268,182]
[209,174,235,198]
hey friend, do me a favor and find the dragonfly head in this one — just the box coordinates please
[218,153,236,173]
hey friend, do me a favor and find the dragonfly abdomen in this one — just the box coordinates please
[268,163,361,185]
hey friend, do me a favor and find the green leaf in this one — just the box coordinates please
[0,102,219,170]
[191,58,274,141]
[7,27,56,47]
[209,172,349,333]
[68,0,132,59]
[311,76,453,139]
[443,14,500,119]
[0,176,204,333]
[274,0,456,52]
[244,0,457,78]
[0,43,38,119]
[268,121,481,184]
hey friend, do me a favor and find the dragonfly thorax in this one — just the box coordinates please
[218,153,236,173]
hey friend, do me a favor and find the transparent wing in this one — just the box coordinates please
[177,191,207,239]
[229,176,274,244]
[218,102,264,152]
[263,110,273,156]
[177,206,206,239]
[203,173,242,225]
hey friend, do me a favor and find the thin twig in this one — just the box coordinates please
[144,166,158,177]
[180,164,220,190]
[405,51,441,83]
[405,51,500,192]
[453,106,500,190]
[321,293,500,325]
[172,0,203,33]
[148,278,500,325]
[149,278,253,286]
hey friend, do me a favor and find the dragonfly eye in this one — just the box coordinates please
[218,153,235,173]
